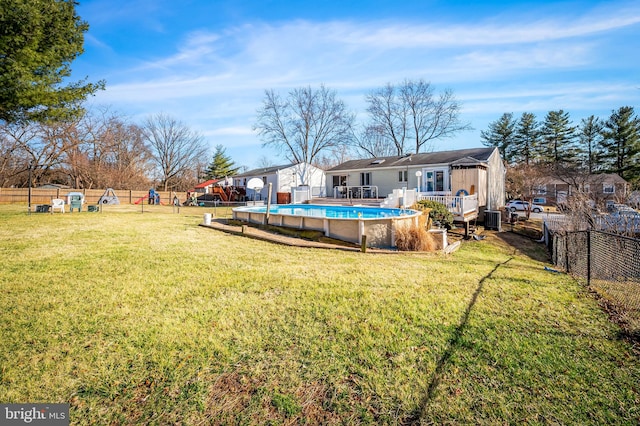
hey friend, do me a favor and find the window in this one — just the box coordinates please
[603,183,615,194]
[583,184,590,194]
[534,185,547,195]
[533,197,546,205]
[435,171,444,191]
[398,170,407,182]
[360,172,371,186]
[332,175,347,187]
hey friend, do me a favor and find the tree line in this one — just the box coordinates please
[0,110,216,191]
[481,108,640,188]
[253,81,470,168]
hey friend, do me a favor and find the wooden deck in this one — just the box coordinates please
[418,194,479,223]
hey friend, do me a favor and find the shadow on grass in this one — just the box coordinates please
[491,231,549,263]
[402,257,514,425]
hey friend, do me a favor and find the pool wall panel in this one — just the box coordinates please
[364,220,393,247]
[327,219,359,244]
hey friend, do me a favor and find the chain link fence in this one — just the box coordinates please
[545,222,640,338]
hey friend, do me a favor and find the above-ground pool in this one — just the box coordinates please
[232,204,421,248]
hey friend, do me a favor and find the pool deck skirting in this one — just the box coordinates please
[200,217,460,254]
[199,218,392,252]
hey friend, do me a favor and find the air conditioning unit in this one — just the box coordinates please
[484,210,502,231]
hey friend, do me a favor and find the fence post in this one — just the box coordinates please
[586,231,591,286]
[565,233,570,273]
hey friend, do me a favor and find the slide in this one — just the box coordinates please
[134,195,149,204]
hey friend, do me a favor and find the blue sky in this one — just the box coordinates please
[73,0,640,169]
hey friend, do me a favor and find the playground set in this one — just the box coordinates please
[183,179,246,206]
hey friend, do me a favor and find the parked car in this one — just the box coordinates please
[505,200,543,213]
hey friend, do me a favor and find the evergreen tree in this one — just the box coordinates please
[577,115,604,174]
[539,110,577,168]
[481,112,517,163]
[513,112,540,165]
[205,145,239,179]
[601,106,640,184]
[0,0,103,123]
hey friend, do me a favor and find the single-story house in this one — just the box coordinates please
[233,162,326,204]
[325,147,506,220]
[531,173,630,208]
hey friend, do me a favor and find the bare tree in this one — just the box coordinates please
[69,108,153,189]
[352,124,399,158]
[364,79,471,155]
[313,145,353,170]
[255,155,275,169]
[143,113,208,191]
[254,85,355,165]
[364,83,407,155]
[505,163,551,219]
[0,120,82,186]
[0,124,24,186]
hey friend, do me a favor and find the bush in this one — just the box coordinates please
[395,222,436,251]
[415,200,454,229]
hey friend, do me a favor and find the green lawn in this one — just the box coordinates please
[1,204,639,424]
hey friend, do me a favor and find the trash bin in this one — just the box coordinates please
[203,213,212,226]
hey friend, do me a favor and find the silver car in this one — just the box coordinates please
[505,200,543,213]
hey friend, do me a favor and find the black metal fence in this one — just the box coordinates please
[545,225,640,337]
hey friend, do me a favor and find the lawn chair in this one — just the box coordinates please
[51,198,65,213]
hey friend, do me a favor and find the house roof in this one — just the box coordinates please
[588,173,628,184]
[327,147,496,172]
[233,163,296,178]
[194,179,220,189]
[541,173,629,186]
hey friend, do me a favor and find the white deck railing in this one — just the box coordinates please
[417,193,478,219]
[333,185,379,199]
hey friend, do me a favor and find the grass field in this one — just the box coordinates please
[1,204,639,424]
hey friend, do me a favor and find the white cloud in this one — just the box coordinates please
[83,1,640,166]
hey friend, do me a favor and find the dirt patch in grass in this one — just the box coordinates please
[205,372,343,425]
[206,372,256,421]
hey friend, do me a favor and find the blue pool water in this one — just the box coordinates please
[234,204,417,219]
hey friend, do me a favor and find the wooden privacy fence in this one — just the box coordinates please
[0,188,189,205]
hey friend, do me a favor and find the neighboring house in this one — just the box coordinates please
[37,183,71,189]
[532,173,630,208]
[325,147,506,222]
[233,163,326,203]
